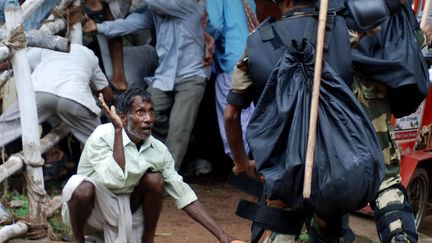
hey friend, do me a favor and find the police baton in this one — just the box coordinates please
[303,0,329,199]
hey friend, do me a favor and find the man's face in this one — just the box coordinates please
[124,96,155,144]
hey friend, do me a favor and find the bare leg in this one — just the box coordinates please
[68,181,95,243]
[84,0,103,12]
[104,7,128,91]
[130,172,164,243]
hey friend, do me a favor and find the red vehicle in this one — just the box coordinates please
[357,0,432,229]
[393,82,432,229]
[359,70,432,231]
[389,0,432,229]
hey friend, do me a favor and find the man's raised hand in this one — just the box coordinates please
[98,93,123,129]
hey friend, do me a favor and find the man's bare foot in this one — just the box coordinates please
[84,0,103,12]
[110,78,128,92]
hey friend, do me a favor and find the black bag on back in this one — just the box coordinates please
[352,3,430,118]
[247,39,385,216]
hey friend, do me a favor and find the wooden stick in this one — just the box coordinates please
[0,123,70,184]
[421,0,432,29]
[0,31,70,59]
[303,0,329,199]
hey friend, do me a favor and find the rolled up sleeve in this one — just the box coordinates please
[160,149,197,209]
[97,11,153,38]
[144,0,195,18]
[78,135,127,189]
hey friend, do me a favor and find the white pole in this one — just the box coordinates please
[26,29,70,51]
[0,45,10,62]
[0,0,46,35]
[0,155,24,183]
[4,0,48,229]
[0,220,29,243]
[20,0,46,22]
[0,123,70,184]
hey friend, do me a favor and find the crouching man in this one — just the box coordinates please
[61,88,241,243]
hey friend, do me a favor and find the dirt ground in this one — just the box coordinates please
[156,178,254,243]
[155,177,432,243]
[4,176,432,243]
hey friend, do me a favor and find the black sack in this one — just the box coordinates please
[352,3,430,118]
[247,39,385,216]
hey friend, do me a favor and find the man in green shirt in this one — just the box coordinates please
[62,88,241,243]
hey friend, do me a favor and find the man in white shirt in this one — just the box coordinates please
[62,88,243,243]
[0,44,113,146]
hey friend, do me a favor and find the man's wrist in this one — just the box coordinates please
[95,23,101,33]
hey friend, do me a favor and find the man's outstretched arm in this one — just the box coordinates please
[182,200,243,243]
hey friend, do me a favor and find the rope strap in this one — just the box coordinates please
[2,25,27,50]
[15,152,45,167]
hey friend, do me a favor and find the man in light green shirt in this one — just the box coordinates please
[62,88,242,243]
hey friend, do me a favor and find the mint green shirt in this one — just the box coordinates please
[77,123,197,209]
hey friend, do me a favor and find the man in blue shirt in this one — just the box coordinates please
[0,0,61,30]
[83,0,209,171]
[205,0,256,160]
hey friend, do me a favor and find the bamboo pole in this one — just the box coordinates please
[0,123,70,241]
[26,30,70,51]
[0,123,70,184]
[0,0,76,36]
[38,0,76,35]
[39,123,71,153]
[0,46,10,62]
[0,156,23,184]
[0,195,62,243]
[0,0,46,35]
[20,0,46,22]
[0,31,69,62]
[421,0,432,29]
[0,220,28,243]
[38,18,66,35]
[0,70,12,89]
[303,0,329,199]
[5,0,48,232]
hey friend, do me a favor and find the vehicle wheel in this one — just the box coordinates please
[407,167,429,229]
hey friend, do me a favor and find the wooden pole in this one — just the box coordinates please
[26,30,70,51]
[38,18,66,35]
[0,221,29,243]
[0,0,46,34]
[0,46,10,62]
[0,70,12,89]
[421,0,432,29]
[0,123,70,184]
[4,0,48,231]
[20,0,46,23]
[0,194,62,242]
[303,0,329,199]
[38,0,76,35]
[0,155,24,184]
[0,30,70,59]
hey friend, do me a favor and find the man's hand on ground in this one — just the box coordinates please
[219,234,245,243]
